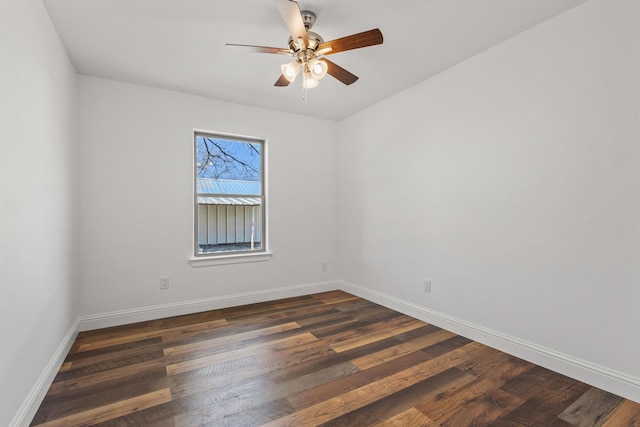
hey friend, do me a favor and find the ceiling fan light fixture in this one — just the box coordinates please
[281,60,300,82]
[309,58,328,80]
[303,71,319,88]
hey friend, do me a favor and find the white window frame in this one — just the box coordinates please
[190,130,270,267]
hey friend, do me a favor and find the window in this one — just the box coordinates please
[194,132,266,257]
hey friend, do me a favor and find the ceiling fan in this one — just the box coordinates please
[226,0,383,89]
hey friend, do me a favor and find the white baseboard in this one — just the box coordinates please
[79,280,340,331]
[10,318,80,427]
[338,280,640,403]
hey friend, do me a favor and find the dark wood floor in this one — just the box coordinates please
[31,291,640,426]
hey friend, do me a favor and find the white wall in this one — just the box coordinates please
[339,0,639,399]
[76,76,339,318]
[0,0,78,424]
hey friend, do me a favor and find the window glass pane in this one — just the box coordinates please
[196,201,263,254]
[195,134,264,256]
[196,136,261,183]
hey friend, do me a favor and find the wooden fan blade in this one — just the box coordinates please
[323,58,359,85]
[276,0,308,49]
[274,74,291,87]
[225,44,291,55]
[318,28,383,55]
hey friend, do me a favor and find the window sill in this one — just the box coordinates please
[189,251,272,267]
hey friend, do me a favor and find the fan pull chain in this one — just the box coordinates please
[302,84,309,114]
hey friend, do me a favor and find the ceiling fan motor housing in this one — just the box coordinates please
[301,10,316,30]
[288,31,324,52]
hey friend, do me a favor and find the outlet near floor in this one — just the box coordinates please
[423,279,431,293]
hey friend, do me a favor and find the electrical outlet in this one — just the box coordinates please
[423,279,431,293]
[160,277,170,290]
[321,262,328,272]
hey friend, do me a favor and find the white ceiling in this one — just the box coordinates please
[43,0,588,121]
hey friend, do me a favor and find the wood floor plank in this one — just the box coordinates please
[76,319,228,352]
[501,366,585,402]
[293,310,352,328]
[32,388,172,427]
[329,317,426,353]
[391,323,443,341]
[56,345,165,382]
[165,332,319,376]
[159,314,301,347]
[320,314,415,346]
[533,414,580,427]
[333,299,376,312]
[171,362,360,425]
[215,298,321,322]
[32,373,171,425]
[195,397,294,427]
[316,367,475,427]
[243,302,343,325]
[310,310,402,340]
[429,387,523,426]
[162,321,301,359]
[31,291,639,427]
[496,368,591,425]
[99,353,348,426]
[493,385,590,426]
[559,387,625,426]
[266,335,410,385]
[351,328,456,370]
[310,291,361,305]
[72,310,225,346]
[374,407,437,426]
[167,341,336,401]
[264,342,487,426]
[419,335,473,360]
[601,399,640,426]
[45,358,166,397]
[66,337,163,363]
[73,310,226,341]
[58,362,72,372]
[287,350,431,410]
[61,340,165,373]
[415,348,532,420]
